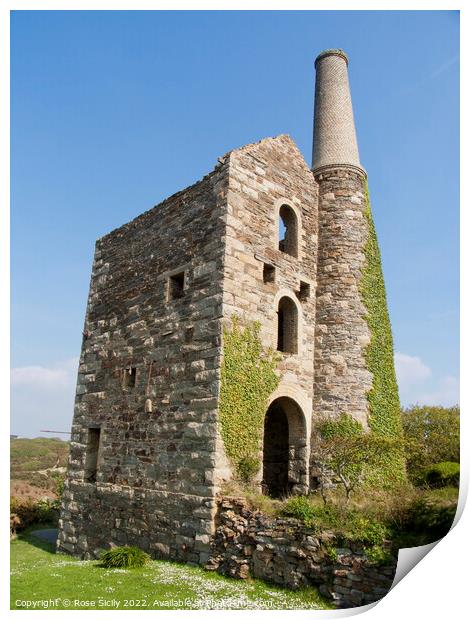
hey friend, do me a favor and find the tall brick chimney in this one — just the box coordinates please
[312,49,364,175]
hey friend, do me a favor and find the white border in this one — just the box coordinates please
[4,3,465,620]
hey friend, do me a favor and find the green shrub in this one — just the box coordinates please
[316,414,401,501]
[100,546,150,569]
[382,485,457,548]
[422,462,460,488]
[344,515,389,546]
[324,545,338,562]
[402,405,459,483]
[282,496,317,523]
[364,544,393,566]
[282,496,392,564]
[10,497,59,532]
[52,472,65,498]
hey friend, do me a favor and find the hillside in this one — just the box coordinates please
[10,438,69,499]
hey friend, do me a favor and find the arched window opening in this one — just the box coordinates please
[277,297,298,354]
[278,204,298,257]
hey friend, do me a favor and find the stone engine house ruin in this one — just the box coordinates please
[58,49,398,563]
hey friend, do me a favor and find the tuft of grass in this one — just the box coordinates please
[99,546,150,569]
[218,480,282,516]
[243,490,282,516]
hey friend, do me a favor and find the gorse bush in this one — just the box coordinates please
[100,546,150,569]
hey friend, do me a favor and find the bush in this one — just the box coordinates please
[398,496,456,544]
[364,544,393,566]
[52,472,65,498]
[402,405,459,483]
[10,496,59,532]
[315,414,401,501]
[282,496,317,522]
[10,513,21,537]
[100,546,150,569]
[422,462,460,488]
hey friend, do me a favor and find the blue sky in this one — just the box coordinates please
[11,10,459,437]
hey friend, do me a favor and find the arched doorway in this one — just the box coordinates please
[262,397,308,498]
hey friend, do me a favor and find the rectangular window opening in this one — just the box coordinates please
[263,263,276,284]
[277,308,285,351]
[297,281,311,301]
[168,272,185,300]
[84,427,101,483]
[123,367,137,388]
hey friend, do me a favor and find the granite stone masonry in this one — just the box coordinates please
[206,497,397,608]
[57,49,401,604]
[313,167,372,431]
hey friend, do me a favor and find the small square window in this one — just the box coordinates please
[168,272,185,300]
[296,281,310,301]
[123,367,137,388]
[263,263,276,284]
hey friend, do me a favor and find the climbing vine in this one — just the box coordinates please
[219,317,281,482]
[360,182,406,486]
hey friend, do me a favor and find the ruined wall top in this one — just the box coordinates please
[312,49,365,177]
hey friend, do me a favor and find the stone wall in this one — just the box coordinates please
[206,497,397,609]
[58,162,230,560]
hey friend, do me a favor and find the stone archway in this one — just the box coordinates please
[262,397,308,498]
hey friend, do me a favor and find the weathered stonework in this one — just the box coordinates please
[221,135,318,494]
[207,497,397,608]
[58,166,229,560]
[313,167,373,430]
[57,48,402,604]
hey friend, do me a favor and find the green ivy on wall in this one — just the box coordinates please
[360,182,406,486]
[219,317,281,482]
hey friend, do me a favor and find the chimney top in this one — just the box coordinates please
[315,48,349,67]
[311,48,365,177]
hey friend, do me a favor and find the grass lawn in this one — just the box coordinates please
[11,532,333,610]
